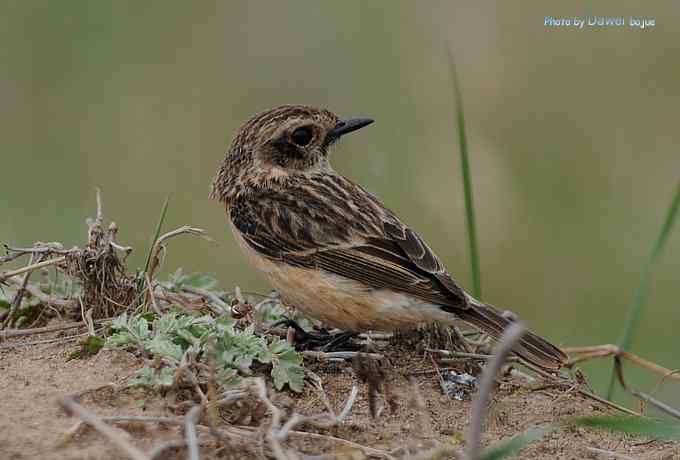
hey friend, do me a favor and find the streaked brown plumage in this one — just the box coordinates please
[210,104,566,370]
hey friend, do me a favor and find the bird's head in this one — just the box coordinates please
[210,104,373,202]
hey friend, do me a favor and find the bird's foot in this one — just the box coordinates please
[271,319,359,352]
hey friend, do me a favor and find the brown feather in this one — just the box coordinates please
[216,104,566,370]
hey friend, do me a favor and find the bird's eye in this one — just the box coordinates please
[291,127,313,147]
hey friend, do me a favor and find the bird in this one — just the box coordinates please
[210,104,566,370]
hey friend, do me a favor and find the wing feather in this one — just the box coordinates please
[229,181,468,310]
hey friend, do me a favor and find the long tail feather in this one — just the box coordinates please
[457,300,566,370]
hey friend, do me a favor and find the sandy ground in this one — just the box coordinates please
[1,321,678,460]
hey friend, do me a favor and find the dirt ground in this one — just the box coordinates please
[1,321,678,460]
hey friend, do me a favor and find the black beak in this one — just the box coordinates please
[328,117,374,141]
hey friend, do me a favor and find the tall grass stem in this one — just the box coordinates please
[606,182,680,399]
[448,53,482,299]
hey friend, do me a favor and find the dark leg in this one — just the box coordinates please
[271,319,359,351]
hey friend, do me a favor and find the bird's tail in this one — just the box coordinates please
[457,299,566,370]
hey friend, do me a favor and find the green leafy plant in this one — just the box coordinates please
[68,335,105,360]
[106,310,304,392]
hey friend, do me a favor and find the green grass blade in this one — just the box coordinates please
[606,182,680,399]
[142,196,170,277]
[573,415,680,440]
[479,427,546,460]
[448,52,482,299]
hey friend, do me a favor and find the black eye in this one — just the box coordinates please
[291,127,313,146]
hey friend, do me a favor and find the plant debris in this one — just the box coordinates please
[440,370,477,401]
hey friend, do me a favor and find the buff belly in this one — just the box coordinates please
[231,223,453,331]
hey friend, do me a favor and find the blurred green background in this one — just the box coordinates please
[1,2,678,403]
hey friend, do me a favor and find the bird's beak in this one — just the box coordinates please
[328,117,374,140]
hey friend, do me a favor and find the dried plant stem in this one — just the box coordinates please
[585,447,637,460]
[144,274,162,315]
[252,377,362,459]
[285,430,394,459]
[0,256,66,282]
[466,321,527,460]
[0,320,92,339]
[564,345,680,382]
[181,285,229,315]
[576,388,640,417]
[613,357,680,420]
[515,358,641,417]
[0,334,87,350]
[146,226,208,280]
[147,440,189,460]
[104,415,183,424]
[60,396,150,460]
[4,276,75,308]
[307,372,336,416]
[253,378,288,460]
[185,405,202,460]
[428,349,519,362]
[302,350,383,361]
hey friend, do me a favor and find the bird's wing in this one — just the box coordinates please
[229,180,468,310]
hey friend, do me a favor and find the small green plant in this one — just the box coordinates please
[106,310,304,392]
[68,335,105,360]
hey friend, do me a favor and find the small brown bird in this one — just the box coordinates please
[210,104,566,370]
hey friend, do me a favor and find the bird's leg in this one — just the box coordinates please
[270,319,359,351]
[321,330,358,352]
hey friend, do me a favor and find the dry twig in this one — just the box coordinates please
[4,275,75,309]
[185,405,203,460]
[585,446,637,460]
[302,350,383,361]
[613,357,680,420]
[145,226,209,280]
[564,345,680,383]
[60,396,150,460]
[466,321,527,460]
[0,256,66,283]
